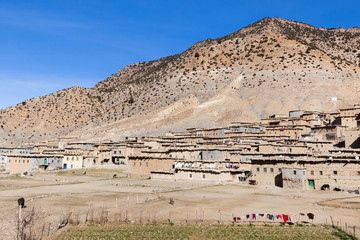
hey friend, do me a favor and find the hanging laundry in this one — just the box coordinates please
[246,214,250,219]
[259,214,264,217]
[237,217,241,221]
[277,215,282,219]
[300,213,305,216]
[283,214,289,223]
[252,213,256,220]
[273,215,277,219]
[307,213,314,220]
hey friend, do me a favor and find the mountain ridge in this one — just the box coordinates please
[1,17,360,146]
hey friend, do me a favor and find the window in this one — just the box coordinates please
[311,171,314,175]
[303,171,305,175]
[270,168,274,173]
[333,171,338,175]
[202,174,206,179]
[15,160,17,163]
[9,160,11,163]
[320,171,323,175]
[189,173,192,179]
[72,157,74,161]
[293,170,297,175]
[67,157,69,160]
[263,168,267,173]
[133,162,136,166]
[145,162,148,167]
[256,167,260,172]
[88,159,90,162]
[23,160,25,163]
[279,168,282,172]
[139,162,142,167]
[27,160,29,163]
[76,157,79,161]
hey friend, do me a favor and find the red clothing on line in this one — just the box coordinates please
[283,214,289,223]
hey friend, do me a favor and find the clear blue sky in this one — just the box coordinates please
[1,0,359,109]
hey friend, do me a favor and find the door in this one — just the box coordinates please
[63,164,67,169]
[308,180,315,189]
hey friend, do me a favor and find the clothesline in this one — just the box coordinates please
[233,212,314,224]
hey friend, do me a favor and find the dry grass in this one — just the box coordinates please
[318,196,360,209]
[54,223,355,240]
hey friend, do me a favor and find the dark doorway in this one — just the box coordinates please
[275,173,283,187]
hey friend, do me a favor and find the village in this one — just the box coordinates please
[1,105,360,193]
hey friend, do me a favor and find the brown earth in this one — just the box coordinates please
[1,169,359,239]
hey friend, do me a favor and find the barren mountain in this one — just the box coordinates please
[1,17,360,146]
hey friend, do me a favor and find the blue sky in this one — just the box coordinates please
[1,0,359,109]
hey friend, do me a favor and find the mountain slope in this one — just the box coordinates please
[1,17,360,146]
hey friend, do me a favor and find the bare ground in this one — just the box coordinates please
[0,169,359,239]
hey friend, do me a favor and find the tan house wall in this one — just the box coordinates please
[306,142,333,153]
[169,150,201,160]
[6,156,31,174]
[341,117,357,128]
[130,158,175,177]
[83,157,97,168]
[63,155,83,169]
[173,171,238,182]
[259,145,307,154]
[251,163,285,186]
[306,162,360,190]
[340,108,360,117]
[143,141,162,150]
[251,159,360,191]
[265,129,303,139]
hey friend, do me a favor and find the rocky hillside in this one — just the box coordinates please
[1,17,360,146]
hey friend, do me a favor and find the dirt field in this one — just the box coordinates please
[1,169,359,239]
[319,197,360,209]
